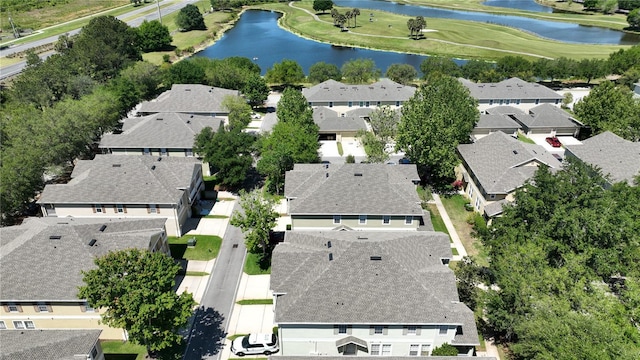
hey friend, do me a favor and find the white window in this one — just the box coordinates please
[13,321,25,329]
[185,149,193,157]
[439,326,448,335]
[13,321,35,330]
[7,303,19,312]
[371,343,391,356]
[489,99,494,105]
[371,344,381,355]
[348,101,353,107]
[338,325,347,334]
[333,215,341,224]
[149,204,158,214]
[143,148,150,155]
[409,344,419,356]
[376,101,381,106]
[468,186,473,197]
[475,197,480,210]
[85,303,95,312]
[365,101,370,107]
[382,344,392,355]
[329,101,334,108]
[0,321,6,329]
[382,216,390,225]
[396,101,400,106]
[359,215,367,224]
[359,101,364,107]
[37,303,48,312]
[95,204,103,213]
[374,325,384,334]
[161,148,168,156]
[407,325,417,335]
[420,344,431,356]
[116,204,124,213]
[535,99,540,104]
[516,99,521,104]
[405,216,413,225]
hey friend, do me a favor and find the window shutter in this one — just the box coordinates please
[46,304,53,312]
[101,205,106,213]
[113,205,118,213]
[416,326,422,335]
[347,325,352,335]
[2,305,9,312]
[383,326,388,335]
[402,326,408,335]
[369,326,374,335]
[123,205,127,214]
[334,326,339,335]
[17,305,23,313]
[157,206,160,214]
[92,205,96,213]
[80,303,86,313]
[147,205,151,214]
[33,304,40,312]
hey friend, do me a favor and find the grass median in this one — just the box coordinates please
[168,234,222,261]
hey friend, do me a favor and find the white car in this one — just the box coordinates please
[231,333,279,356]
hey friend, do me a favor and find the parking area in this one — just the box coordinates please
[527,134,582,158]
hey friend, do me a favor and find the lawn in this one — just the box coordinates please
[237,299,273,305]
[101,340,146,360]
[425,203,450,236]
[255,2,628,61]
[244,252,271,275]
[168,234,222,260]
[439,194,488,265]
[517,133,536,144]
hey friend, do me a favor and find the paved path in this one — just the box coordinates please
[431,193,467,260]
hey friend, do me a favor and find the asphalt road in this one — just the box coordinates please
[184,201,247,360]
[0,0,200,80]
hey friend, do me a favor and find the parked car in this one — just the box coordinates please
[546,137,562,148]
[231,333,279,356]
[399,157,411,164]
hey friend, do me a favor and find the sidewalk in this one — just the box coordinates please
[431,193,468,260]
[176,259,216,304]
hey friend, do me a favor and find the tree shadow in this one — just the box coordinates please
[184,306,226,358]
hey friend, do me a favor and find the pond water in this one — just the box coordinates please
[483,0,553,13]
[333,0,639,45]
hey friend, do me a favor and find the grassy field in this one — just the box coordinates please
[244,252,271,275]
[254,1,629,61]
[101,340,146,360]
[237,299,273,305]
[439,194,488,265]
[168,234,222,261]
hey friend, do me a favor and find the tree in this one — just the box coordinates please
[496,55,532,79]
[78,249,195,354]
[574,81,640,141]
[431,343,458,356]
[341,58,380,84]
[308,61,341,83]
[265,59,305,86]
[118,61,163,100]
[583,0,599,9]
[577,58,606,84]
[628,8,640,29]
[460,59,495,82]
[312,0,333,13]
[420,56,461,79]
[331,8,339,25]
[351,8,360,28]
[608,45,640,75]
[385,63,417,85]
[176,4,206,31]
[396,74,479,181]
[358,131,388,163]
[230,189,278,258]
[407,18,418,39]
[194,126,256,188]
[164,60,206,85]
[222,95,252,130]
[243,73,269,108]
[358,106,400,163]
[275,87,314,127]
[138,20,172,52]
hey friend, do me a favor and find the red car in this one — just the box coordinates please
[546,137,562,148]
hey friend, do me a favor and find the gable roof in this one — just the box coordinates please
[460,77,563,101]
[99,113,223,149]
[313,107,367,132]
[38,155,200,205]
[285,163,421,216]
[303,79,416,103]
[458,131,562,194]
[565,131,640,185]
[271,231,479,345]
[0,329,102,360]
[138,84,239,114]
[475,114,521,130]
[517,103,580,129]
[0,217,166,301]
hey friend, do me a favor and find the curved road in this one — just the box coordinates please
[0,0,200,79]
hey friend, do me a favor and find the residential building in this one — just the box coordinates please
[0,329,104,360]
[302,79,416,112]
[460,77,563,112]
[313,106,369,141]
[285,163,423,231]
[457,131,562,217]
[0,217,169,339]
[137,84,239,116]
[99,113,223,175]
[38,155,203,236]
[487,104,581,137]
[472,112,521,140]
[271,231,480,356]
[564,131,640,188]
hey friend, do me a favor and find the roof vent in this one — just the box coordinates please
[49,235,61,240]
[157,157,162,161]
[88,239,97,247]
[357,236,368,240]
[112,164,121,167]
[325,173,329,178]
[325,164,329,169]
[186,120,191,124]
[151,165,156,170]
[327,241,332,248]
[99,225,107,232]
[185,88,191,91]
[354,173,363,177]
[329,253,334,261]
[370,256,382,261]
[513,150,518,155]
[156,118,163,120]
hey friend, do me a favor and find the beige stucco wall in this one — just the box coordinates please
[290,215,419,231]
[457,164,509,216]
[478,98,560,112]
[278,324,464,356]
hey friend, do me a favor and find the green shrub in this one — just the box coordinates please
[431,343,458,356]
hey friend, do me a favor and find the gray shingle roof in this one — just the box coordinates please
[460,77,563,101]
[285,164,422,215]
[0,329,102,360]
[517,104,580,129]
[303,79,416,103]
[260,112,278,133]
[458,132,562,194]
[271,231,478,345]
[38,155,200,205]
[565,131,640,185]
[475,114,521,130]
[274,357,497,360]
[0,217,166,301]
[483,199,509,217]
[99,113,223,149]
[313,107,367,132]
[138,84,239,114]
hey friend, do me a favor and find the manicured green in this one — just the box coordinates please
[337,142,344,156]
[244,252,271,275]
[185,271,209,276]
[426,203,450,236]
[101,340,146,360]
[203,214,229,219]
[237,299,274,305]
[452,247,459,256]
[517,133,536,144]
[168,235,222,260]
[440,194,487,264]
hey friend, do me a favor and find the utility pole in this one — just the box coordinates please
[156,0,162,24]
[8,15,20,39]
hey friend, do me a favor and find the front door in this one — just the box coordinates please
[344,343,357,355]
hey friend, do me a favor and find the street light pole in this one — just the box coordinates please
[156,0,162,24]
